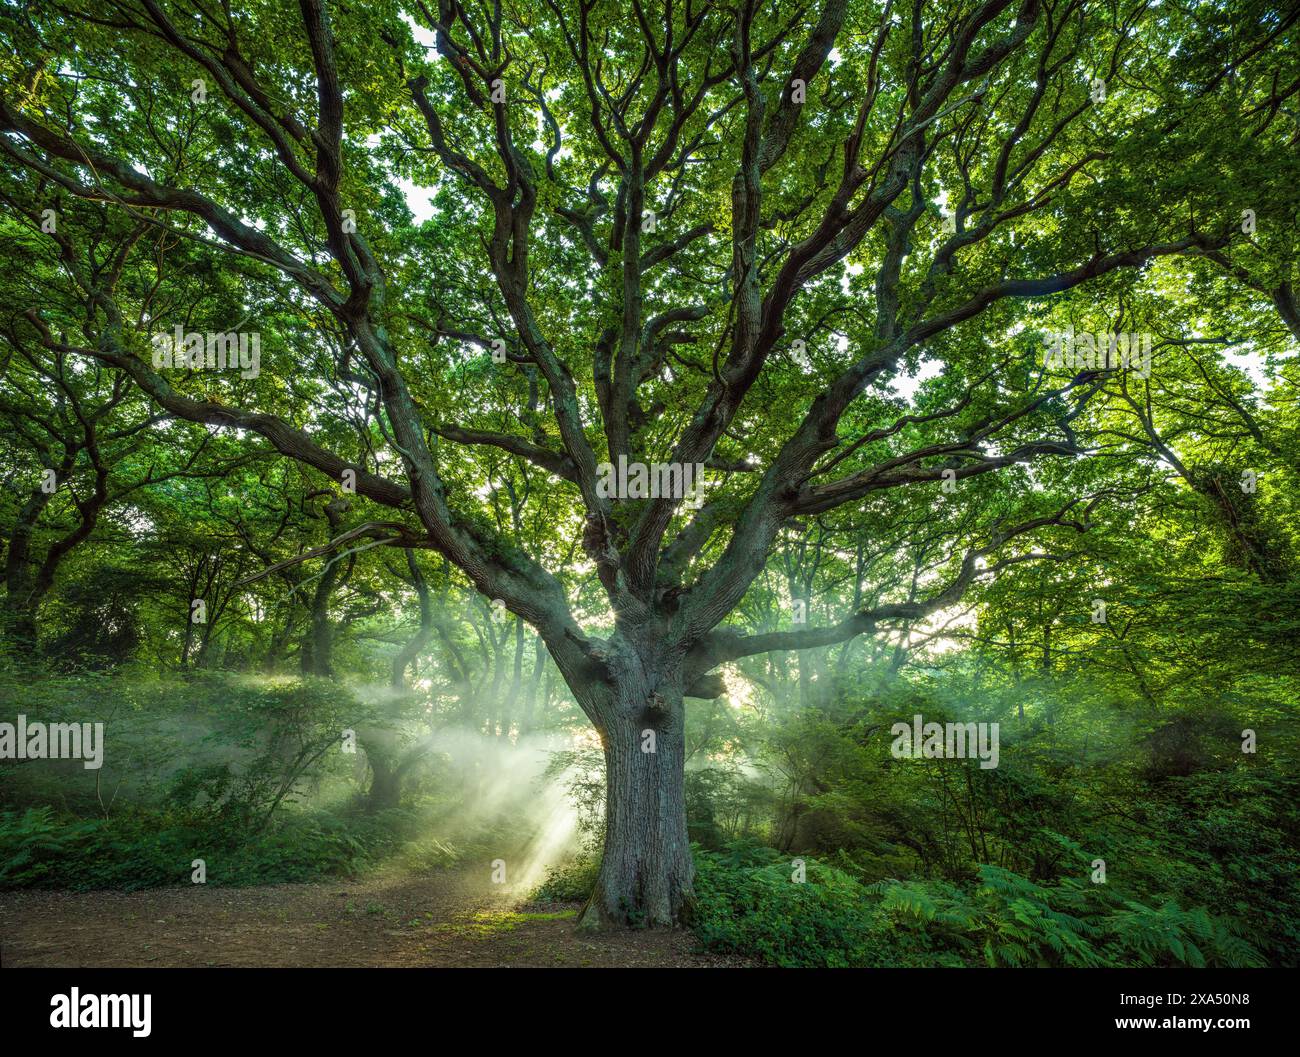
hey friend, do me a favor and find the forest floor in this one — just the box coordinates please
[0,867,750,968]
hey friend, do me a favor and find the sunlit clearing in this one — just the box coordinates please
[497,775,582,898]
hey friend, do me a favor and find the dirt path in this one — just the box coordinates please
[0,869,748,968]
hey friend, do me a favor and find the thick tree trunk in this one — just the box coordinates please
[366,749,401,812]
[1273,281,1300,345]
[579,684,695,929]
[3,488,54,642]
[0,589,39,644]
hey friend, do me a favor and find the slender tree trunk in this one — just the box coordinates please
[264,606,299,671]
[364,552,435,811]
[521,635,544,734]
[180,594,197,669]
[502,616,523,736]
[486,623,505,736]
[2,471,107,642]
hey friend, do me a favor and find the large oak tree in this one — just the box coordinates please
[1,0,1294,925]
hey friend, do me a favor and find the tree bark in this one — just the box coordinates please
[3,488,54,622]
[365,747,402,812]
[578,678,695,929]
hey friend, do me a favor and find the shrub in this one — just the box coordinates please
[690,843,1264,968]
[533,856,600,902]
[0,805,399,890]
[692,841,942,967]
